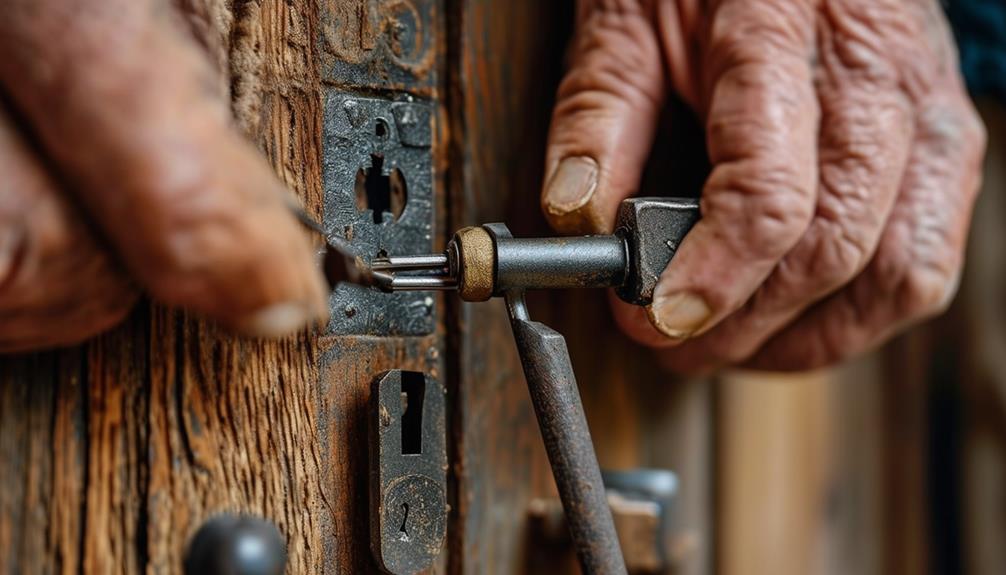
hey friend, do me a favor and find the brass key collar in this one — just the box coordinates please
[450,226,496,302]
[448,226,629,303]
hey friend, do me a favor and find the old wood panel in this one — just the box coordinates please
[0,0,448,572]
[717,371,832,575]
[446,1,566,571]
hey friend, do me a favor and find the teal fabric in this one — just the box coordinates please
[947,0,1006,99]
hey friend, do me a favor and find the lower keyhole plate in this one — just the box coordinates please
[370,370,447,574]
[382,475,447,571]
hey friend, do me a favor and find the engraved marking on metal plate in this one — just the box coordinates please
[321,0,435,91]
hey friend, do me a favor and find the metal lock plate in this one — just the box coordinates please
[323,91,436,335]
[369,370,447,574]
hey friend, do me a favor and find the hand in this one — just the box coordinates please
[0,0,329,352]
[542,0,986,371]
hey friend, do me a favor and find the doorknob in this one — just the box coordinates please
[184,515,286,575]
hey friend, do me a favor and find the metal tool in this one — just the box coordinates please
[301,197,700,574]
[368,198,699,306]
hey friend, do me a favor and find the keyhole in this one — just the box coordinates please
[354,154,407,224]
[400,372,425,455]
[398,502,410,541]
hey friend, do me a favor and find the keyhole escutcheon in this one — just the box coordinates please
[398,502,410,542]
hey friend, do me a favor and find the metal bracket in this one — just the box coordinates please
[529,470,684,574]
[322,91,436,335]
[369,370,448,574]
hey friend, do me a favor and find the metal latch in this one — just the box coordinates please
[369,370,447,574]
[529,469,688,574]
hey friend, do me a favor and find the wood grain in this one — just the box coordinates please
[447,1,571,572]
[0,1,446,573]
[3,2,997,574]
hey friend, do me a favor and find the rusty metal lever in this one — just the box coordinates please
[486,221,628,575]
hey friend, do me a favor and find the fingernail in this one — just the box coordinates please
[649,292,712,340]
[543,156,598,217]
[241,302,312,338]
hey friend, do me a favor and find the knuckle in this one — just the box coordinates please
[703,166,814,261]
[824,230,872,285]
[800,217,873,292]
[899,265,959,319]
[559,10,662,108]
[876,249,959,321]
[138,179,247,296]
[149,223,239,293]
[918,100,987,162]
[709,2,812,65]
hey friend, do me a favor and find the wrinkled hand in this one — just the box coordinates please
[543,0,986,371]
[0,0,329,352]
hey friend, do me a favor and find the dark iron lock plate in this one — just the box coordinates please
[369,370,447,574]
[322,90,436,335]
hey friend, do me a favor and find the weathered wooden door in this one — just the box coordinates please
[0,1,718,573]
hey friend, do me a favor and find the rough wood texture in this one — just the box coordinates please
[4,1,999,574]
[447,1,565,571]
[717,371,832,575]
[0,1,446,573]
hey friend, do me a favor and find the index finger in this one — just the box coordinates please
[0,0,328,336]
[647,0,819,340]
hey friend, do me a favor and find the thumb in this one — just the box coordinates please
[0,0,329,337]
[542,1,666,234]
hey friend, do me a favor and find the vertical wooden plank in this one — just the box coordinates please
[877,334,933,575]
[448,1,572,573]
[717,372,831,575]
[820,358,886,575]
[0,0,451,572]
[314,0,449,571]
[959,99,1006,575]
[0,350,86,575]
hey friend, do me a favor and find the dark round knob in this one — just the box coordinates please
[184,515,287,575]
